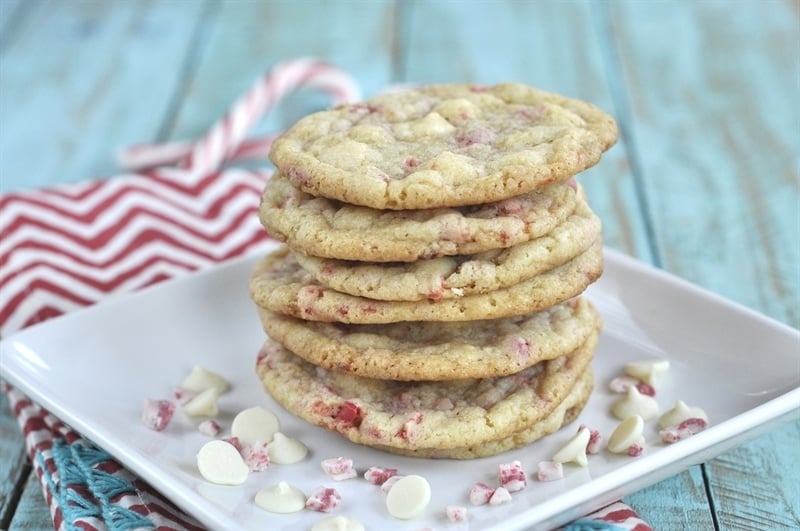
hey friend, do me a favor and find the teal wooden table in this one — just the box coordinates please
[1,1,798,529]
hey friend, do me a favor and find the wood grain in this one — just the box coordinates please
[607,1,800,528]
[608,0,799,328]
[0,0,209,189]
[707,421,800,530]
[0,392,28,529]
[7,469,52,531]
[166,0,399,146]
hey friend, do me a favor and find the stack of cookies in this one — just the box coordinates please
[249,83,617,458]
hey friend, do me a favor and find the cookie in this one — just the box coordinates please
[260,172,579,262]
[255,328,597,452]
[373,367,593,459]
[269,83,617,210]
[294,190,600,301]
[249,241,603,323]
[256,297,601,380]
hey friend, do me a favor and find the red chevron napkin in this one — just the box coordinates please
[0,60,651,531]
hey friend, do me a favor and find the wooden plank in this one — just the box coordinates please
[403,0,655,261]
[0,392,29,528]
[165,0,398,145]
[624,465,715,528]
[403,2,706,527]
[608,0,799,327]
[0,0,210,191]
[707,420,800,530]
[8,468,51,531]
[607,0,800,528]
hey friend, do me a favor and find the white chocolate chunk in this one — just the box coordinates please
[183,388,220,417]
[182,365,229,394]
[658,400,709,429]
[551,426,591,466]
[612,386,659,420]
[231,406,280,446]
[254,481,306,514]
[266,432,308,464]
[386,475,431,519]
[311,515,366,531]
[196,440,248,485]
[608,416,645,454]
[624,359,670,384]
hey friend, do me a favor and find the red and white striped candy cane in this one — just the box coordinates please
[118,58,361,174]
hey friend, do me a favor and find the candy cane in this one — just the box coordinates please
[117,58,361,173]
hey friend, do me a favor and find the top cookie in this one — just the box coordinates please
[269,83,618,210]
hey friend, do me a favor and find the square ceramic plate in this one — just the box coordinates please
[1,243,798,530]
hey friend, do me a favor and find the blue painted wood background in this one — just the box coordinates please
[0,0,798,529]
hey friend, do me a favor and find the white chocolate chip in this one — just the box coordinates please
[658,400,708,429]
[196,440,248,485]
[624,359,670,384]
[611,386,659,421]
[608,415,645,454]
[412,112,456,136]
[254,481,306,514]
[183,388,220,417]
[311,515,366,531]
[385,475,431,519]
[231,406,280,446]
[266,432,308,464]
[182,365,229,395]
[551,426,591,466]
[380,474,404,494]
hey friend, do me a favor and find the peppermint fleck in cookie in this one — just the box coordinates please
[255,328,597,453]
[249,241,603,323]
[375,368,593,459]
[256,297,600,380]
[294,190,600,301]
[260,172,578,262]
[269,83,617,210]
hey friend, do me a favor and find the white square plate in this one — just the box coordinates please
[2,243,798,530]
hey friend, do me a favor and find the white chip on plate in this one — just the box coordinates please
[196,440,248,485]
[385,474,431,519]
[254,481,306,513]
[230,406,280,446]
[182,365,229,394]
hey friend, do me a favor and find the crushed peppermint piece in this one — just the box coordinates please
[321,456,357,480]
[660,417,708,444]
[489,486,512,505]
[469,482,495,505]
[141,399,176,431]
[306,487,342,512]
[498,460,528,491]
[537,460,564,481]
[446,505,468,523]
[197,419,221,437]
[364,466,398,485]
[241,440,270,472]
